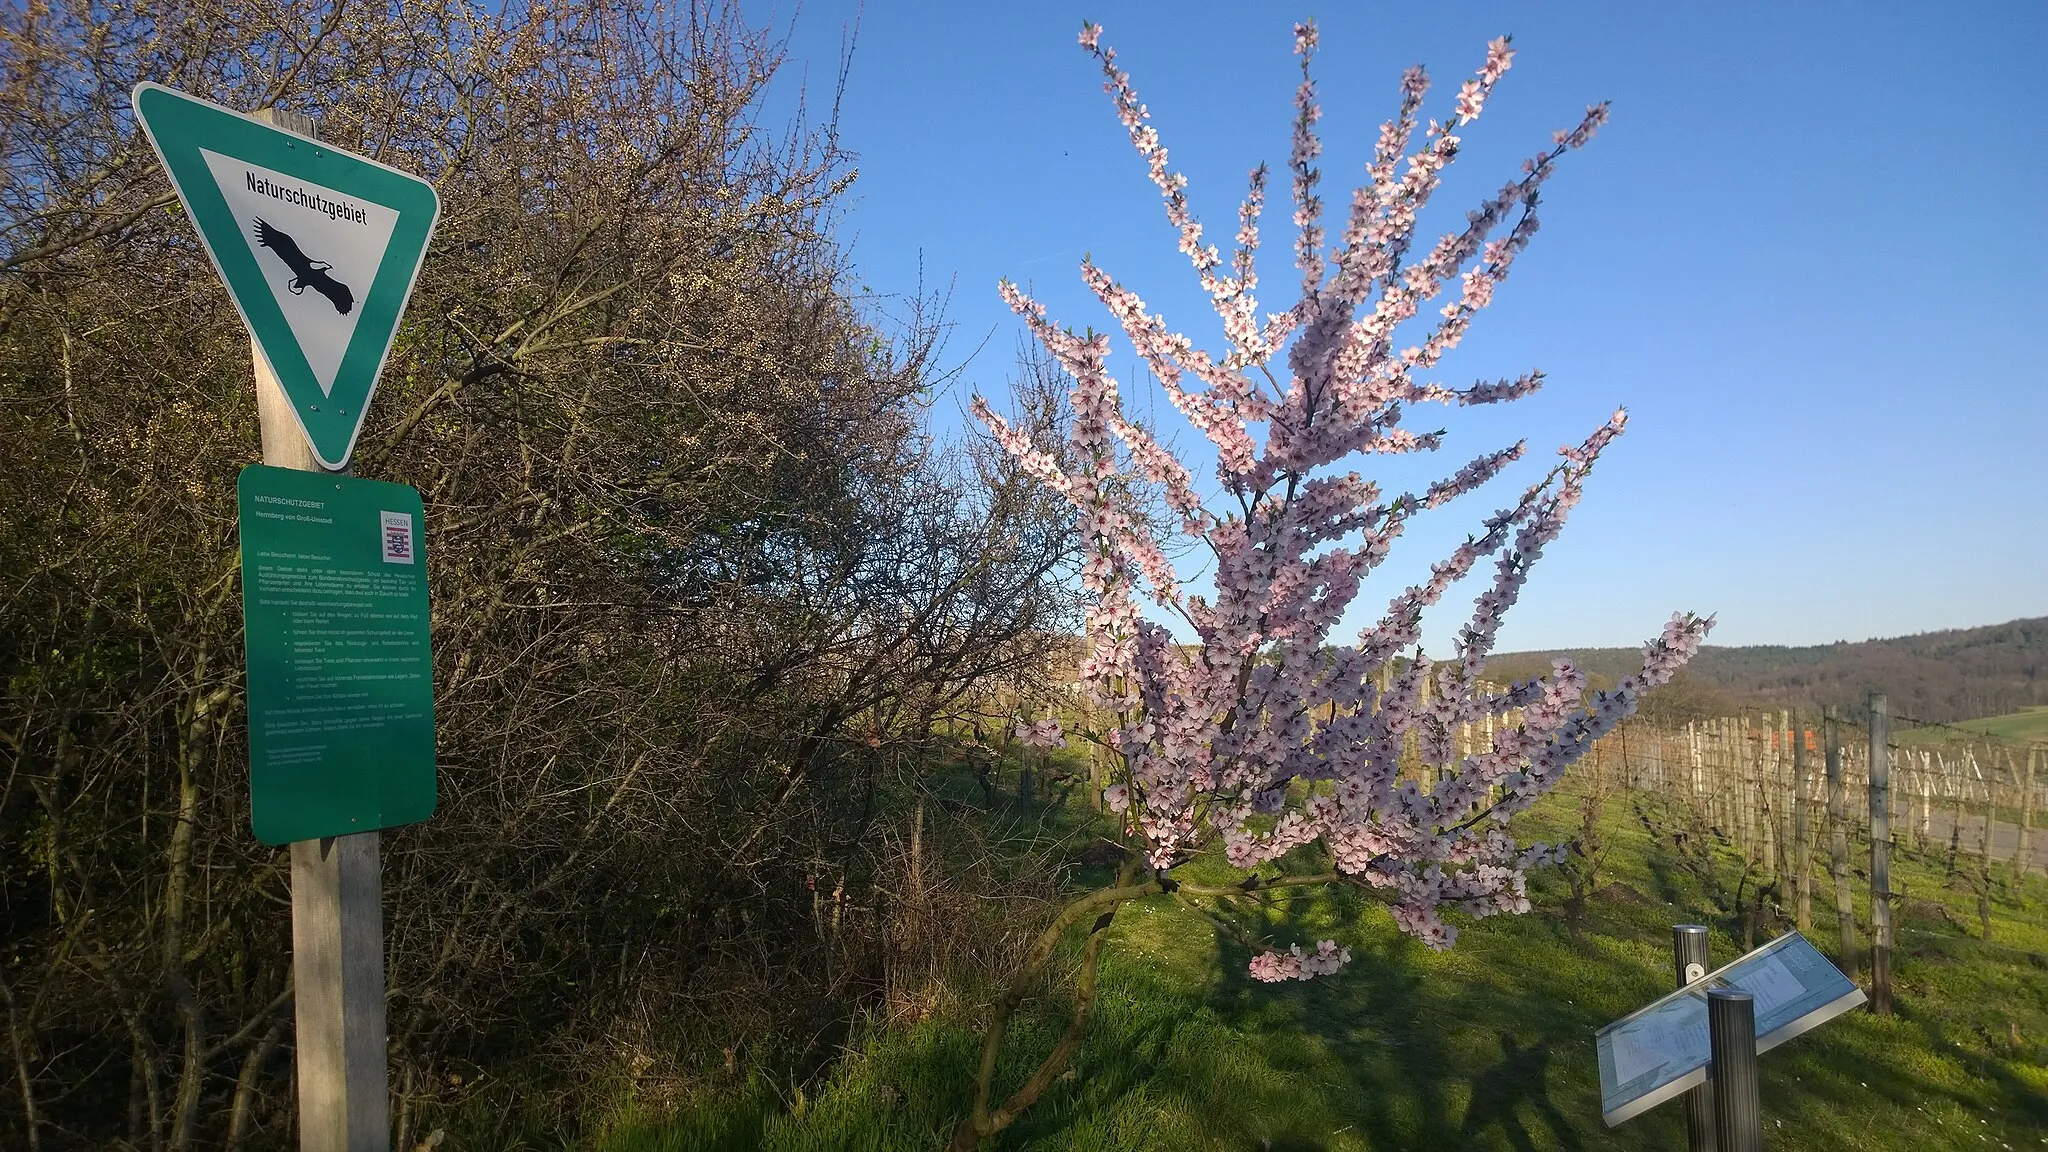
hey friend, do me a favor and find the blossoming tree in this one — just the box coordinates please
[953,20,1711,1148]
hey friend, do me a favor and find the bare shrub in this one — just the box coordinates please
[0,2,1074,1146]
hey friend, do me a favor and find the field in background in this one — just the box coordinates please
[1898,707,2048,747]
[593,747,2048,1152]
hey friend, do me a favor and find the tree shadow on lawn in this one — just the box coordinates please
[1008,893,1625,1151]
[1748,1002,2048,1150]
[1455,1033,1583,1152]
[980,913,2031,1152]
[1275,926,1634,1152]
[1040,880,2044,1151]
[608,892,2044,1152]
[1227,929,1458,1149]
[1199,920,1637,1151]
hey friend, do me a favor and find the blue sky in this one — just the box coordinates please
[779,2,2046,653]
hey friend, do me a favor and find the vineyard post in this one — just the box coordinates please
[1703,720,1717,832]
[1705,723,1715,826]
[2017,747,2037,879]
[1724,717,1736,842]
[1755,715,1768,874]
[1977,751,1999,939]
[1825,707,1857,980]
[1778,713,1793,879]
[1851,733,1868,835]
[1738,714,1754,865]
[1793,709,1813,932]
[1758,717,1772,876]
[1483,687,1495,752]
[1868,693,1893,1016]
[1916,751,1932,853]
[1947,750,1966,872]
[1759,715,1777,888]
[1899,750,1912,855]
[1775,710,1792,883]
[1978,750,1996,863]
[1725,718,1736,845]
[1710,720,1723,846]
[1890,736,1904,839]
[1687,721,1701,809]
[1720,717,1735,854]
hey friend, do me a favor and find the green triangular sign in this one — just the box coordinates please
[133,83,440,469]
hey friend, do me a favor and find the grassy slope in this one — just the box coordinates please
[1896,707,2048,747]
[597,779,2048,1151]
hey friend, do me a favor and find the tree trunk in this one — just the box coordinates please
[227,1014,287,1148]
[952,864,1151,1149]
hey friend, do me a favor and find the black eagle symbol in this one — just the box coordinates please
[252,218,354,315]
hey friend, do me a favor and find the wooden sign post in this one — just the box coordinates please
[253,107,393,1152]
[136,86,444,1150]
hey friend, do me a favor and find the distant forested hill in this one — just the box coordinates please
[1486,617,2048,725]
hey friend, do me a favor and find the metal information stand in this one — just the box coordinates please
[1596,931,1865,1128]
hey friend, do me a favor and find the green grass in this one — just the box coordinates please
[594,778,2048,1151]
[1896,706,2048,747]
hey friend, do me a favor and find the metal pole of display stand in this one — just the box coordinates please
[1707,989,1763,1152]
[1673,925,1715,1152]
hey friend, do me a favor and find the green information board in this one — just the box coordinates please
[237,465,436,844]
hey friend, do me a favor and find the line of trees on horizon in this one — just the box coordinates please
[1483,616,2046,727]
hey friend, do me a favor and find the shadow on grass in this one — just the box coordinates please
[599,782,2048,1152]
[1457,1033,1582,1152]
[992,883,1657,1151]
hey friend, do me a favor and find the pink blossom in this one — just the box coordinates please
[1480,36,1516,85]
[1454,80,1485,126]
[973,24,1706,974]
[1016,718,1068,749]
[1248,939,1350,982]
[1293,20,1318,57]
